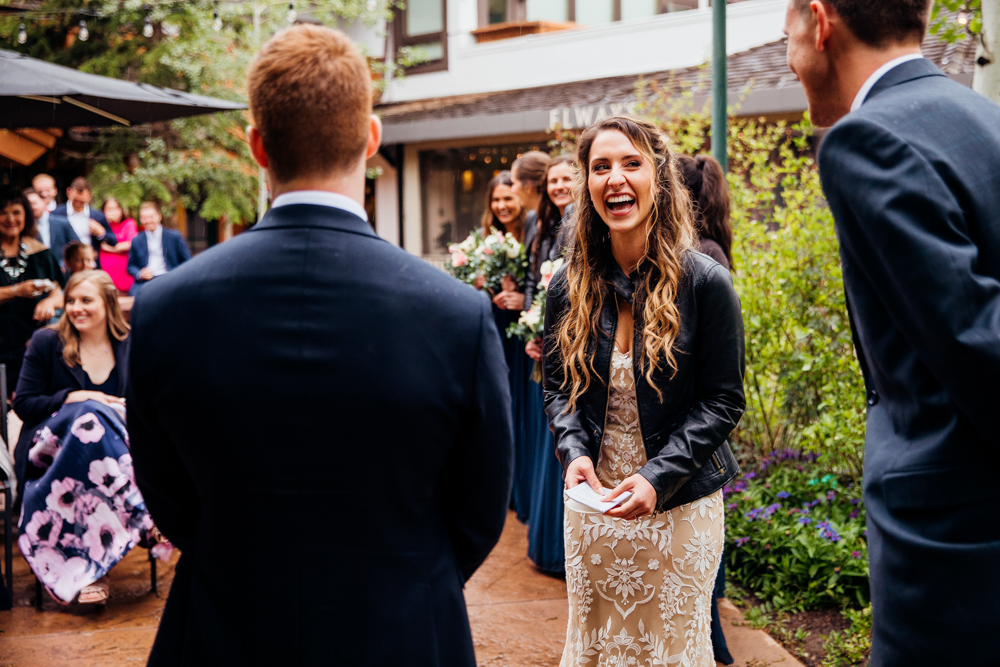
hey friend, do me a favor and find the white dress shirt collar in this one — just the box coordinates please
[851,53,925,112]
[36,210,51,248]
[270,190,368,222]
[46,200,56,212]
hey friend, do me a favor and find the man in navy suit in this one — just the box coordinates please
[51,177,116,267]
[127,24,513,667]
[127,202,191,295]
[786,1,1000,664]
[25,188,76,266]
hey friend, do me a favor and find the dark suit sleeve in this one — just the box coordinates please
[127,300,198,552]
[127,238,142,279]
[636,265,746,507]
[442,292,513,582]
[12,332,70,425]
[820,119,1000,440]
[178,234,191,264]
[94,212,116,245]
[541,269,594,471]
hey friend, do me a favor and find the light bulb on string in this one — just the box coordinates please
[212,9,222,31]
[17,22,27,44]
[287,2,296,23]
[957,10,969,26]
[78,19,89,41]
[143,15,154,38]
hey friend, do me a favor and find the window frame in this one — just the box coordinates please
[395,0,449,75]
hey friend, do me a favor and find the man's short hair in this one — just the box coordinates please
[247,24,372,183]
[69,176,91,192]
[32,174,54,188]
[139,201,160,213]
[795,0,931,47]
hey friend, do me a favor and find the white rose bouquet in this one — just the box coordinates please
[506,258,564,381]
[445,230,485,286]
[478,228,528,293]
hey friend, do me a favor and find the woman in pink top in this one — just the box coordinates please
[99,198,138,293]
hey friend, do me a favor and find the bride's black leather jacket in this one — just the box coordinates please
[542,251,745,511]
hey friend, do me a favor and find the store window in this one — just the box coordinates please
[522,0,700,25]
[395,0,447,73]
[420,143,546,256]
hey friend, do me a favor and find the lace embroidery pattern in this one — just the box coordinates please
[562,350,724,667]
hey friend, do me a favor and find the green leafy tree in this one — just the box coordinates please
[0,0,409,223]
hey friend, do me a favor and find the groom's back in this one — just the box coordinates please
[129,204,505,665]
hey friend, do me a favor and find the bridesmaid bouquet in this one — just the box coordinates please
[507,258,564,381]
[446,228,527,294]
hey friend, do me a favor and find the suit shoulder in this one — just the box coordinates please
[27,326,60,351]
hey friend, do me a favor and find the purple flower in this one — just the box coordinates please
[851,551,862,559]
[744,472,757,480]
[727,502,738,511]
[776,491,790,499]
[799,517,812,525]
[827,491,838,502]
[850,498,862,505]
[849,509,860,519]
[735,537,750,547]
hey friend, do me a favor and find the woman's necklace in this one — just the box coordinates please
[81,342,111,357]
[1,242,28,281]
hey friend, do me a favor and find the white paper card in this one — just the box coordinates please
[565,484,632,513]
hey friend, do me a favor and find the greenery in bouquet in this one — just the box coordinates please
[446,230,486,286]
[724,451,870,612]
[479,228,528,294]
[507,258,564,343]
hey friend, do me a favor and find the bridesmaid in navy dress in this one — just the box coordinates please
[522,156,576,574]
[480,172,534,522]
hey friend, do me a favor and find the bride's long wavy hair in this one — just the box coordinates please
[555,116,696,411]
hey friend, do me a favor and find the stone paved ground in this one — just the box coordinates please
[0,505,802,667]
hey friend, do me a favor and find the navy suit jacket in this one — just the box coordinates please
[41,214,78,267]
[127,228,191,283]
[50,204,116,267]
[127,204,513,666]
[819,59,1000,666]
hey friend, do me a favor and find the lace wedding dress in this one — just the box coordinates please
[561,349,724,667]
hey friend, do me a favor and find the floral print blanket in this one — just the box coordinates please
[18,400,171,604]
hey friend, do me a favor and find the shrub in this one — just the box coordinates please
[822,605,873,666]
[724,453,869,611]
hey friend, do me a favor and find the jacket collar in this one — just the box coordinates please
[60,335,129,390]
[607,261,641,304]
[250,204,379,239]
[865,57,946,105]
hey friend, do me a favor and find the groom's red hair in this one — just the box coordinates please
[247,24,372,183]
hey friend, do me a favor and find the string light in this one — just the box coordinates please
[78,19,89,41]
[143,14,154,37]
[957,10,969,26]
[286,1,296,23]
[17,21,27,44]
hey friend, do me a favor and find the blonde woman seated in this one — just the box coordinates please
[542,117,745,666]
[13,270,170,605]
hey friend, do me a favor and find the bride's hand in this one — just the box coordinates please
[565,456,602,493]
[493,290,524,311]
[604,474,657,520]
[65,390,124,408]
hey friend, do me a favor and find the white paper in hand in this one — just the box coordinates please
[565,484,632,514]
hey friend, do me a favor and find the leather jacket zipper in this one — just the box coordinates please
[711,452,724,474]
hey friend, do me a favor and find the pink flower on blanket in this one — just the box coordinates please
[24,510,63,548]
[28,427,61,469]
[45,477,83,523]
[70,413,105,444]
[21,544,92,604]
[80,503,130,564]
[88,457,130,497]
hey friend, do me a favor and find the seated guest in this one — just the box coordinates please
[99,198,138,294]
[25,188,75,260]
[0,188,64,400]
[13,270,171,605]
[64,241,97,277]
[52,178,117,267]
[127,202,191,295]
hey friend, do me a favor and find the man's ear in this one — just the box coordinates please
[247,125,269,169]
[811,0,833,52]
[365,115,383,160]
